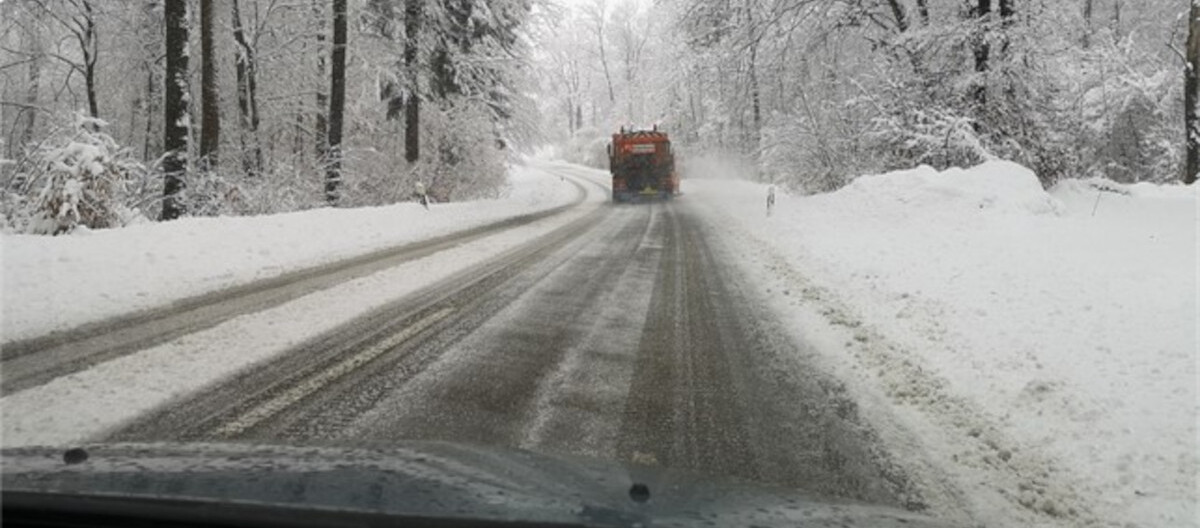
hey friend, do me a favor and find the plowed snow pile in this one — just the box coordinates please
[687,161,1197,528]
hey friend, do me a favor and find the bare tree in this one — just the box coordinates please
[998,0,1014,57]
[231,0,261,176]
[314,0,328,167]
[614,1,651,121]
[548,42,582,134]
[403,0,420,163]
[326,0,347,203]
[1082,0,1094,48]
[20,19,44,152]
[886,0,909,32]
[1187,0,1199,184]
[199,0,219,172]
[136,0,164,163]
[585,0,616,104]
[33,0,100,121]
[973,0,991,109]
[743,6,762,155]
[1111,0,1122,42]
[162,0,189,220]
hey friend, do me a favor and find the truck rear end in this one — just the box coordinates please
[608,127,678,203]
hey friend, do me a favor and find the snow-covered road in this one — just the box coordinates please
[2,158,1194,528]
[1,160,610,443]
[684,163,1197,528]
[94,195,927,514]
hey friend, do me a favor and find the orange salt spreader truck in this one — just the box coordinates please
[607,126,679,203]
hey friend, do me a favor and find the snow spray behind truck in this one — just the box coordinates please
[608,126,679,202]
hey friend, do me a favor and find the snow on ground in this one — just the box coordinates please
[686,162,1197,528]
[1,164,610,447]
[0,161,582,344]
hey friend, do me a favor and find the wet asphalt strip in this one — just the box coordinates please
[106,199,927,510]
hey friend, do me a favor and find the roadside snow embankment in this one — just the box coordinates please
[1,162,609,447]
[1,163,582,344]
[688,162,1197,528]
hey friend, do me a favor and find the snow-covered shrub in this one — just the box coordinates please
[338,144,420,207]
[1079,60,1181,183]
[338,97,507,207]
[845,13,1085,189]
[1,113,148,234]
[758,82,913,192]
[225,163,325,216]
[420,98,508,202]
[867,106,992,172]
[560,126,610,170]
[172,169,242,217]
[759,113,852,193]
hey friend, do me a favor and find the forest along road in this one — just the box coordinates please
[0,176,591,397]
[108,199,922,509]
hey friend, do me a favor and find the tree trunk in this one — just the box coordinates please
[232,1,250,162]
[566,100,575,134]
[973,0,991,109]
[999,0,1014,23]
[886,0,908,32]
[1081,0,1094,48]
[314,0,329,168]
[162,0,190,220]
[21,32,41,149]
[139,0,162,162]
[232,0,262,176]
[248,67,260,172]
[999,0,1014,51]
[326,0,348,203]
[403,0,421,163]
[998,0,1014,97]
[1186,0,1199,184]
[748,40,762,155]
[80,1,99,122]
[199,0,219,172]
[688,89,698,141]
[1111,0,1121,42]
[294,85,306,167]
[143,64,157,161]
[593,0,616,104]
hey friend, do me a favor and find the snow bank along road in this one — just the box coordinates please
[1,169,589,395]
[681,163,1197,528]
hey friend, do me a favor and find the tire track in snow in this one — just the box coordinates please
[104,202,618,443]
[2,174,590,396]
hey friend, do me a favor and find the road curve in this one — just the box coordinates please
[107,198,925,509]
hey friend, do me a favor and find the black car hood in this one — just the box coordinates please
[2,442,952,527]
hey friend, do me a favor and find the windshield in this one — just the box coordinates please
[1,1,1195,528]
